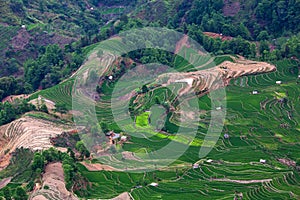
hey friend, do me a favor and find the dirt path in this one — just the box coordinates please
[112,192,131,200]
[175,35,190,54]
[81,161,120,171]
[0,177,12,190]
[212,178,272,184]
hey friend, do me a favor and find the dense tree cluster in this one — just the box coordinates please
[0,76,32,100]
[0,100,35,125]
[24,44,84,90]
[167,0,300,40]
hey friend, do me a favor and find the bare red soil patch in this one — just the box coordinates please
[204,32,233,41]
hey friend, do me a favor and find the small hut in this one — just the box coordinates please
[216,106,222,111]
[193,163,199,169]
[149,182,158,187]
[252,90,258,95]
[260,159,266,164]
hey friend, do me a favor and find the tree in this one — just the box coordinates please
[10,0,25,15]
[259,41,270,55]
[54,102,67,115]
[142,85,149,93]
[3,187,11,200]
[63,164,73,190]
[40,104,48,113]
[26,181,35,192]
[75,141,90,158]
[100,121,109,133]
[67,147,75,160]
[32,153,45,171]
[257,31,269,41]
[14,187,28,200]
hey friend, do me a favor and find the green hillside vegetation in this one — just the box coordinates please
[0,0,300,199]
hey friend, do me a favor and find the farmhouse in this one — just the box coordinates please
[276,81,282,85]
[108,75,113,80]
[150,182,158,187]
[112,133,120,140]
[252,90,259,95]
[206,159,213,163]
[121,136,127,141]
[260,159,266,164]
[216,106,222,111]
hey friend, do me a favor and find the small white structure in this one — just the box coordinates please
[206,159,213,163]
[149,182,158,187]
[193,163,199,169]
[276,81,282,85]
[252,90,259,95]
[90,7,94,10]
[121,136,127,141]
[260,159,266,164]
[224,134,230,139]
[298,75,300,78]
[112,133,120,140]
[108,75,113,80]
[216,106,222,111]
[21,25,26,29]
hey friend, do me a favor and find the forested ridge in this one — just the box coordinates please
[0,0,299,112]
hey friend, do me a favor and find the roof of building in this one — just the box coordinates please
[150,182,158,187]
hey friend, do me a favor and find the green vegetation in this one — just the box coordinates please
[0,25,19,51]
[0,0,300,199]
[29,79,74,110]
[135,112,150,128]
[0,100,35,125]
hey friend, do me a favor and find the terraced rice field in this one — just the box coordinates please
[90,59,300,199]
[25,43,300,200]
[29,79,74,110]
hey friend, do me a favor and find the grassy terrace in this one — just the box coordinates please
[26,53,300,199]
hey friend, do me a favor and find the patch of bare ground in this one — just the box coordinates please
[211,178,272,184]
[175,35,190,54]
[0,124,11,170]
[31,162,78,200]
[122,151,143,161]
[277,158,296,167]
[33,32,76,49]
[81,161,120,171]
[2,94,31,103]
[112,192,131,200]
[0,177,12,190]
[223,0,241,17]
[11,28,31,51]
